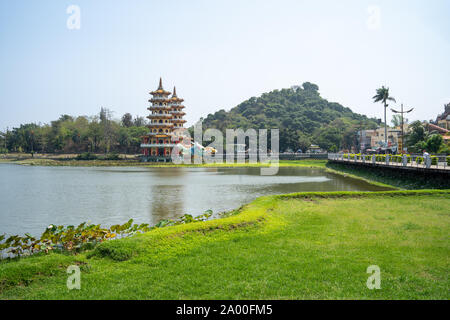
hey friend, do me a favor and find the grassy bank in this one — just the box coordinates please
[0,157,327,168]
[324,166,396,189]
[326,162,450,190]
[1,190,449,299]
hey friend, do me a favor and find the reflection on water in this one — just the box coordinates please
[0,164,388,236]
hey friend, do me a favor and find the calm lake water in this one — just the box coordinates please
[0,164,387,236]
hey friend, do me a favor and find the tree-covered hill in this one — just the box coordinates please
[201,82,380,152]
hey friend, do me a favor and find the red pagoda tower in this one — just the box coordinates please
[141,78,187,161]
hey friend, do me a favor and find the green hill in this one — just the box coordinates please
[201,82,379,152]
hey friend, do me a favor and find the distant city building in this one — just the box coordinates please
[141,78,187,161]
[357,127,402,152]
[306,144,323,153]
[434,103,450,130]
[427,122,449,135]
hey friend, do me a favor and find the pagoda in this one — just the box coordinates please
[141,78,187,161]
[169,86,187,134]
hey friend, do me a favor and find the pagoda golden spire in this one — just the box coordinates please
[170,86,184,103]
[150,78,171,96]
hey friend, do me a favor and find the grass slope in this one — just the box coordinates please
[1,190,449,300]
[326,162,450,190]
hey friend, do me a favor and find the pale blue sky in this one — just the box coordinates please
[0,0,449,130]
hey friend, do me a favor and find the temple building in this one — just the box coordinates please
[141,78,187,161]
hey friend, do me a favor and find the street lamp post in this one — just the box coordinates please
[391,104,414,153]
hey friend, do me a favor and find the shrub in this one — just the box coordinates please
[431,156,438,166]
[416,156,424,164]
[390,155,402,163]
[76,152,97,160]
[447,156,450,166]
[100,153,121,161]
[91,244,133,261]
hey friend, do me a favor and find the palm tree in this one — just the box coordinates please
[373,86,396,147]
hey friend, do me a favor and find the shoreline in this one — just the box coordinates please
[324,166,397,190]
[1,158,397,190]
[0,157,327,168]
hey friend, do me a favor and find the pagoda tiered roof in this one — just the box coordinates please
[171,119,187,123]
[149,98,172,103]
[150,78,172,96]
[171,110,186,116]
[147,114,173,119]
[148,105,172,111]
[170,87,184,103]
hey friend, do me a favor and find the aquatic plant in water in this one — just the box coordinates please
[0,210,214,259]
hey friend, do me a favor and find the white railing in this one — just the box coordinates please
[140,143,176,148]
[148,105,171,110]
[147,114,172,118]
[148,123,174,127]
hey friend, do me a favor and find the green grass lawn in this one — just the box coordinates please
[1,190,448,300]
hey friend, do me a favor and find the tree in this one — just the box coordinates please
[121,113,133,127]
[407,121,426,147]
[118,127,132,153]
[297,132,311,152]
[133,116,146,127]
[99,108,114,153]
[372,86,396,147]
[87,120,103,152]
[302,82,319,92]
[425,134,443,153]
[0,130,7,153]
[315,127,342,152]
[59,114,74,122]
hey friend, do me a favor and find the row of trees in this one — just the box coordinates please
[0,109,148,154]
